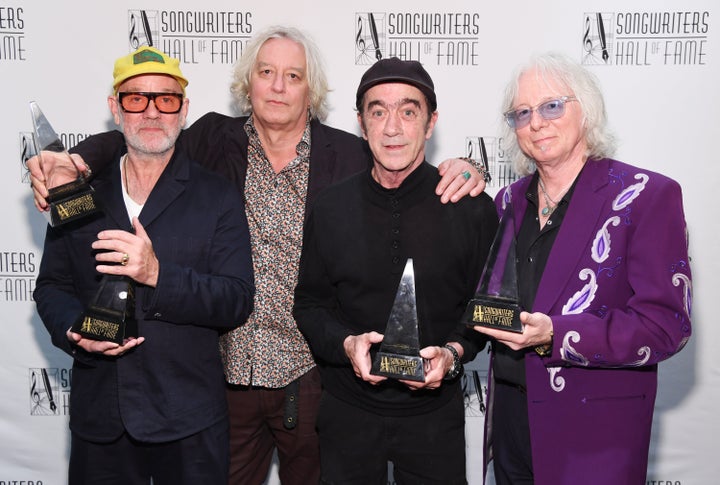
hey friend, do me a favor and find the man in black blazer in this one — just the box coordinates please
[34,46,255,484]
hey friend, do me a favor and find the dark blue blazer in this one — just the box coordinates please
[34,150,255,443]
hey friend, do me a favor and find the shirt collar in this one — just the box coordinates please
[244,111,312,164]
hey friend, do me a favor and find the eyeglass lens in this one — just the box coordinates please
[505,98,570,129]
[119,92,183,114]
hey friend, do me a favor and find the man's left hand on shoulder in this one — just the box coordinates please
[436,158,489,203]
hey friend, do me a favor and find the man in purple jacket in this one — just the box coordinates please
[472,52,692,484]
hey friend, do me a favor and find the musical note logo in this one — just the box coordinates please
[29,368,59,416]
[355,13,386,64]
[128,10,158,50]
[582,12,614,65]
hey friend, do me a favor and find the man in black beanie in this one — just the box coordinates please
[294,57,499,484]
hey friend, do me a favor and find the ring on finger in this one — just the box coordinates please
[120,253,129,266]
[461,170,471,181]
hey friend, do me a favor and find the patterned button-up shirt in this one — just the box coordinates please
[219,114,314,387]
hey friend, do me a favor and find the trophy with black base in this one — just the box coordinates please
[371,258,426,382]
[72,275,137,345]
[30,101,101,226]
[461,205,523,333]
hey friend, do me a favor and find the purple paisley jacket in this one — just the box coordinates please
[486,158,692,484]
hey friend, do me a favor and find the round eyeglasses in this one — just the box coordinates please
[504,96,576,129]
[118,92,184,114]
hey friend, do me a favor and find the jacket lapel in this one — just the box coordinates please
[92,161,132,231]
[93,153,188,231]
[306,119,337,212]
[534,159,612,313]
[137,153,188,229]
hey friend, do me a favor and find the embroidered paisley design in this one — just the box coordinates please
[612,173,648,210]
[550,170,652,393]
[561,269,597,315]
[629,346,651,366]
[548,367,565,392]
[672,273,692,319]
[560,330,589,366]
[591,216,620,263]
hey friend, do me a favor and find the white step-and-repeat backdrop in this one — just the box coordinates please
[0,1,715,483]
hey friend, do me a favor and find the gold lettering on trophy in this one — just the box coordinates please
[473,304,484,322]
[56,194,97,221]
[379,355,419,375]
[473,304,514,327]
[56,204,70,220]
[79,316,119,340]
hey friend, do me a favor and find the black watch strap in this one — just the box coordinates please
[443,344,462,380]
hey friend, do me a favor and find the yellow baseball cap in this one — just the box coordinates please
[112,46,188,93]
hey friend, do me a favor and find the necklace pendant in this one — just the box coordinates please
[541,206,551,217]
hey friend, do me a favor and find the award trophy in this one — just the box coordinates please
[30,101,101,226]
[72,275,137,344]
[461,205,523,332]
[370,258,426,382]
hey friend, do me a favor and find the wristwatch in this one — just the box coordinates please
[534,330,554,357]
[443,344,462,380]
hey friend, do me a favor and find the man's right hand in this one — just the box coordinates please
[66,328,144,356]
[27,151,90,212]
[343,331,387,385]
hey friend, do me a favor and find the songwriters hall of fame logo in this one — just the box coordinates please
[355,11,481,65]
[29,368,71,416]
[582,12,614,65]
[582,11,709,66]
[126,9,254,64]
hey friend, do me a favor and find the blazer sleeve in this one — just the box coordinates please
[69,113,230,175]
[70,130,126,175]
[34,225,87,358]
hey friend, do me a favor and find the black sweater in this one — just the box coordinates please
[294,162,499,416]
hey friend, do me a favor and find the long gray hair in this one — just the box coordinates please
[229,25,330,121]
[500,52,616,176]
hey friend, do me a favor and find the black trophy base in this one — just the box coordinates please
[371,352,426,382]
[47,180,101,226]
[71,306,138,345]
[462,296,523,333]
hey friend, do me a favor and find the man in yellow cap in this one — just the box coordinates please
[111,46,189,92]
[33,46,255,484]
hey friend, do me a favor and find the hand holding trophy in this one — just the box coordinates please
[461,204,523,332]
[30,102,136,344]
[30,101,101,226]
[72,274,137,345]
[370,258,426,382]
